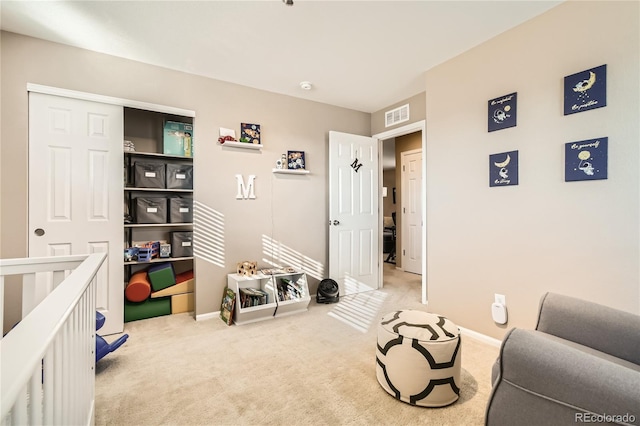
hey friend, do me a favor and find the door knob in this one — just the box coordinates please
[34,228,45,236]
[332,220,340,226]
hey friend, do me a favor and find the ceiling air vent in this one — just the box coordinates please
[385,104,410,127]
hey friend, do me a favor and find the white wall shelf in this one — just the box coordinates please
[219,141,263,150]
[272,168,310,175]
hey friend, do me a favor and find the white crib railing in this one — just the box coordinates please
[0,253,106,426]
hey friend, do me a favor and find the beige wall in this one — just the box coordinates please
[371,92,426,136]
[424,1,640,339]
[0,32,370,329]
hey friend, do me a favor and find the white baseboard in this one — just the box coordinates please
[459,326,502,348]
[196,311,218,321]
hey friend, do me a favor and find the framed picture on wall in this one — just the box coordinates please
[241,123,261,145]
[488,92,517,132]
[565,137,608,181]
[563,64,607,115]
[489,150,519,187]
[287,151,306,169]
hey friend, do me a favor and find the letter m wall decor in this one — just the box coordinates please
[236,174,256,199]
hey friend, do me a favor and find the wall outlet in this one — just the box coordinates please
[495,293,506,306]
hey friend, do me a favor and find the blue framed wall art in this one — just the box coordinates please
[488,92,517,132]
[564,64,607,115]
[565,137,608,182]
[490,150,519,187]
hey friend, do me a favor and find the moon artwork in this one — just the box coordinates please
[488,92,517,132]
[489,150,519,187]
[565,137,608,182]
[564,65,607,115]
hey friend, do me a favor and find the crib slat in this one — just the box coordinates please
[12,387,28,425]
[29,364,43,424]
[43,346,54,424]
[21,273,37,318]
[53,333,63,426]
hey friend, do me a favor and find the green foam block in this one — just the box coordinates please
[147,263,176,291]
[124,297,171,322]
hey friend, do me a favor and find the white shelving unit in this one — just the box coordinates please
[228,270,310,325]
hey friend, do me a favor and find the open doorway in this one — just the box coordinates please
[374,121,427,304]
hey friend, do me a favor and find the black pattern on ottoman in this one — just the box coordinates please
[376,310,461,407]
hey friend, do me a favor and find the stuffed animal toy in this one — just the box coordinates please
[237,261,257,276]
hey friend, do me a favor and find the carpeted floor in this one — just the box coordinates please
[95,264,499,425]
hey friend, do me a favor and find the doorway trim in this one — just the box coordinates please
[373,120,427,304]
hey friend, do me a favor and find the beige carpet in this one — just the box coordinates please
[95,264,499,425]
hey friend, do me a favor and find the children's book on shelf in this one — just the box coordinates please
[277,278,303,301]
[239,287,269,308]
[220,287,236,326]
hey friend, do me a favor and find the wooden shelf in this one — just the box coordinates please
[124,151,193,160]
[272,168,310,175]
[125,223,193,228]
[124,256,194,266]
[125,187,193,193]
[219,141,263,150]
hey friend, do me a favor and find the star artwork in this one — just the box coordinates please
[564,65,607,115]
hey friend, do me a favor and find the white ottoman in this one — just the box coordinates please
[376,310,461,407]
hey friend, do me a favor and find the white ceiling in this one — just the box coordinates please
[0,0,562,113]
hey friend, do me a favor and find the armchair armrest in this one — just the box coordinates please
[486,329,640,425]
[536,292,640,365]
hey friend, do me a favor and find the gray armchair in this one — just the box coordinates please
[486,292,640,425]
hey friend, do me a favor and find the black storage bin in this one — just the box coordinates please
[134,197,167,224]
[171,231,193,257]
[134,162,166,189]
[166,163,193,190]
[169,198,193,223]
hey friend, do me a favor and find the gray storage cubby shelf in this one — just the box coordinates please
[228,270,310,325]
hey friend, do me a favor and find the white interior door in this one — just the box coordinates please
[29,92,124,335]
[329,131,379,296]
[401,149,423,275]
